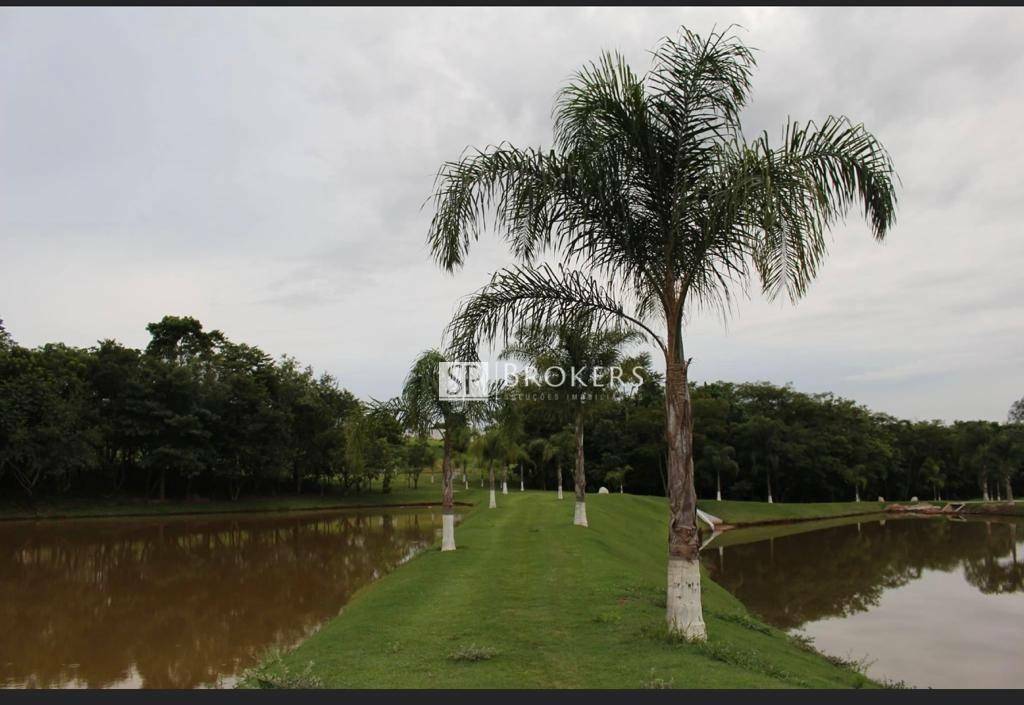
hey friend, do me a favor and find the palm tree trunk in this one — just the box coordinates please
[441,429,456,551]
[664,350,705,641]
[573,410,588,527]
[488,460,496,509]
[557,459,563,499]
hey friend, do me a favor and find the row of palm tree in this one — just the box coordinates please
[415,26,897,641]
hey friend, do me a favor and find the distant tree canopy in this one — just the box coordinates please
[1010,397,1024,424]
[0,316,1020,503]
[0,316,387,500]
[505,373,1023,504]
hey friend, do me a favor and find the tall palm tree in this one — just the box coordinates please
[471,425,506,508]
[426,27,897,638]
[401,349,486,551]
[502,319,641,526]
[545,428,575,500]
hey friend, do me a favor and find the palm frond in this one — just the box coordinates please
[445,264,664,360]
[742,116,898,300]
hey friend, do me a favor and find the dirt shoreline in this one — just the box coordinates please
[713,501,1021,533]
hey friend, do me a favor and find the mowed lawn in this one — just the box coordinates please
[271,491,871,688]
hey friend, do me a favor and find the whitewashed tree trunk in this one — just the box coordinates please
[855,486,860,502]
[440,428,456,552]
[489,489,497,508]
[520,479,524,492]
[573,500,588,527]
[572,411,587,527]
[663,352,706,641]
[441,513,456,551]
[666,557,705,640]
[716,469,722,502]
[502,480,508,495]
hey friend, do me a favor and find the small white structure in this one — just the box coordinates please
[597,486,610,495]
[696,508,722,529]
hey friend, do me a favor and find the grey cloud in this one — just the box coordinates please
[2,7,1022,421]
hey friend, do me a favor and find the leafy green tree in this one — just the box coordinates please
[0,319,13,351]
[144,315,223,364]
[919,457,945,501]
[344,402,403,495]
[737,415,786,504]
[426,27,896,637]
[87,340,147,491]
[955,421,999,500]
[0,344,97,495]
[405,437,433,489]
[139,357,212,500]
[1009,397,1024,425]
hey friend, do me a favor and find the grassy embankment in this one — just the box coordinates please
[0,487,893,524]
[251,491,874,689]
[0,481,468,521]
[697,499,886,526]
[950,500,1023,517]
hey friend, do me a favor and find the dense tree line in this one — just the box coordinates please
[496,374,1024,505]
[2,315,1021,504]
[0,316,409,500]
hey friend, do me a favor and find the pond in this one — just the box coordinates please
[702,513,1024,688]
[0,507,447,688]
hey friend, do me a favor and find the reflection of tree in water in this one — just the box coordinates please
[703,517,1024,630]
[963,522,1024,595]
[0,510,442,688]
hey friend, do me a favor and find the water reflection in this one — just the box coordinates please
[703,515,1024,687]
[0,509,445,688]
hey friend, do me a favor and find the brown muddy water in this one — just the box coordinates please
[0,508,447,688]
[702,514,1024,688]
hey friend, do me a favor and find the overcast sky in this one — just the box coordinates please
[2,7,1022,422]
